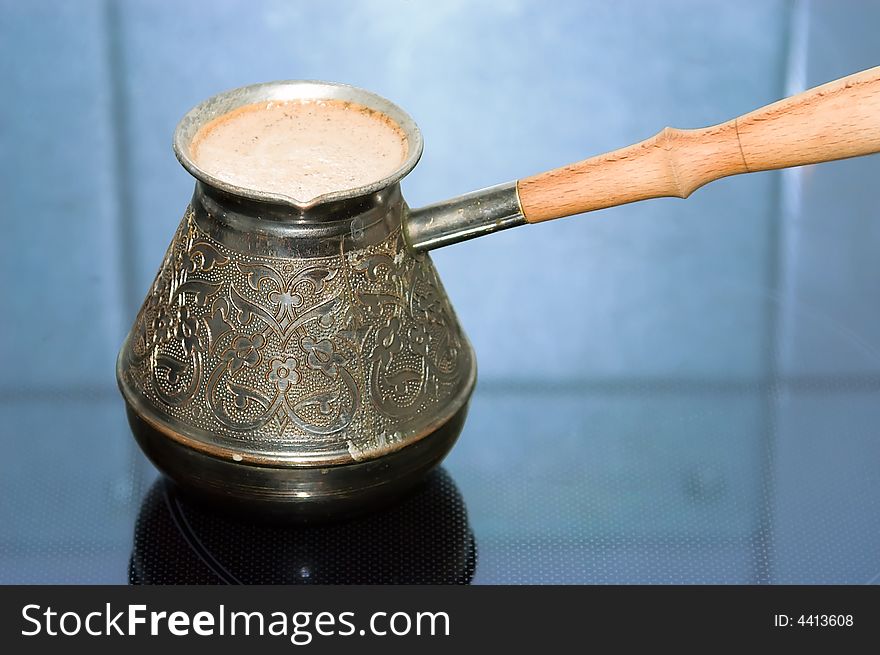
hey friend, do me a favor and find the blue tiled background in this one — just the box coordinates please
[1,0,879,583]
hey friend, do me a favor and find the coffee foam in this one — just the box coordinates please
[190,98,408,202]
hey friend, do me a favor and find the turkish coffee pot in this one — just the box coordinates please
[118,67,880,519]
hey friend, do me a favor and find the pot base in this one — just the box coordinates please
[125,402,470,522]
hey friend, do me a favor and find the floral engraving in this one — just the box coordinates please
[122,207,472,460]
[221,334,265,373]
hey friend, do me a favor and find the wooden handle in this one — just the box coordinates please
[518,66,880,223]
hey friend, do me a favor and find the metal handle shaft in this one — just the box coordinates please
[403,182,525,252]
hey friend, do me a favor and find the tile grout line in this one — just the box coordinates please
[102,0,152,510]
[103,0,139,320]
[751,0,812,585]
[4,373,880,404]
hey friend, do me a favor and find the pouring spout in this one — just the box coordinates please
[403,181,526,252]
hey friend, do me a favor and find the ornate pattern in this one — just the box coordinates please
[121,208,472,462]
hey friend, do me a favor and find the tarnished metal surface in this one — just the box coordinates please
[118,202,475,467]
[405,181,526,252]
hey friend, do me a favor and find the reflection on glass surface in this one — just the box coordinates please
[129,469,475,585]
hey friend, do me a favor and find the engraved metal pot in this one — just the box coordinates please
[117,82,488,519]
[119,70,880,518]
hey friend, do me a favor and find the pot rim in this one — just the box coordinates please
[172,80,424,211]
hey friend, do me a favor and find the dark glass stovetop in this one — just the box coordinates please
[3,334,880,584]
